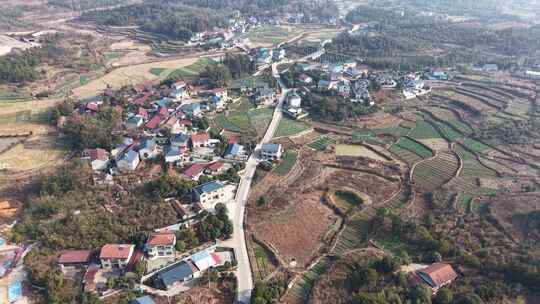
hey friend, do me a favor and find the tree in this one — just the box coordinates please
[408,286,432,304]
[349,267,379,292]
[434,288,453,304]
[201,64,232,88]
[257,196,267,207]
[175,240,186,252]
[133,260,146,278]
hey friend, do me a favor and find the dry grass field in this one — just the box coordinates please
[335,144,388,161]
[73,56,200,99]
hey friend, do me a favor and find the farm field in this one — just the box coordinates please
[335,144,387,162]
[242,25,305,48]
[273,117,311,139]
[215,99,274,138]
[274,150,298,176]
[308,136,336,151]
[0,134,65,171]
[72,56,200,99]
[251,192,338,267]
[389,137,434,164]
[412,151,459,192]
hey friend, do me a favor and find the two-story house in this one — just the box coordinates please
[147,233,176,260]
[99,244,134,269]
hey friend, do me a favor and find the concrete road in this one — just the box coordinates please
[224,62,288,304]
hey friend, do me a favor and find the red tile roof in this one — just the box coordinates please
[147,233,176,246]
[83,266,99,292]
[86,102,99,112]
[58,250,93,264]
[210,252,221,265]
[190,132,209,143]
[183,163,206,179]
[207,162,224,171]
[211,88,226,94]
[138,107,149,118]
[417,263,458,288]
[99,244,134,260]
[164,116,178,127]
[158,106,169,116]
[82,148,108,161]
[145,115,163,129]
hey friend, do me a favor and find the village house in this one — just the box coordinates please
[171,133,190,149]
[192,181,235,210]
[58,250,93,270]
[117,149,140,172]
[204,162,226,176]
[337,80,351,97]
[155,260,197,290]
[146,233,176,260]
[298,74,313,84]
[261,143,283,160]
[211,88,228,100]
[190,132,211,149]
[209,95,226,111]
[180,103,202,117]
[183,163,207,181]
[254,87,275,106]
[126,115,144,130]
[139,138,159,160]
[170,87,189,101]
[223,143,247,160]
[99,244,135,269]
[163,116,182,134]
[415,263,458,294]
[81,148,109,171]
[164,146,185,165]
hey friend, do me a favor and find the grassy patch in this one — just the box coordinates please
[248,108,274,137]
[463,138,491,152]
[79,75,90,85]
[274,150,297,176]
[335,190,363,207]
[104,52,122,60]
[273,117,311,138]
[394,137,434,159]
[149,67,166,76]
[409,121,441,139]
[167,58,215,82]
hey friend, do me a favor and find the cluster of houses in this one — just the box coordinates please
[253,47,286,67]
[78,80,248,182]
[57,231,230,296]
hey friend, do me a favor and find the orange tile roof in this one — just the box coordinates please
[147,233,176,246]
[417,263,457,288]
[58,250,93,264]
[99,244,134,259]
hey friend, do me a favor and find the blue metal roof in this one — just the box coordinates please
[262,143,280,153]
[130,296,156,304]
[165,146,181,157]
[141,138,157,150]
[171,133,189,144]
[224,143,241,156]
[122,149,139,162]
[8,281,22,303]
[194,181,225,195]
[157,261,194,288]
[190,250,211,264]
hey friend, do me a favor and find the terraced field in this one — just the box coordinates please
[409,121,441,139]
[373,125,411,137]
[412,151,460,192]
[389,137,434,164]
[283,257,331,304]
[445,144,498,194]
[308,136,336,151]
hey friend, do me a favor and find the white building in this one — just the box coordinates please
[117,149,140,172]
[81,148,109,171]
[192,181,235,210]
[147,233,176,260]
[99,244,134,269]
[261,143,283,160]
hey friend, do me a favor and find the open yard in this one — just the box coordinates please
[166,57,215,82]
[243,26,305,48]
